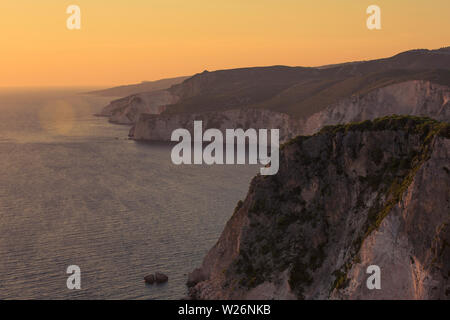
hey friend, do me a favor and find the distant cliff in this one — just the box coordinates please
[129,80,449,142]
[97,90,179,125]
[87,76,189,97]
[130,108,301,142]
[299,80,450,135]
[97,47,450,129]
[187,116,450,299]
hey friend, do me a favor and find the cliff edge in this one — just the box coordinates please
[187,116,450,300]
[130,80,449,143]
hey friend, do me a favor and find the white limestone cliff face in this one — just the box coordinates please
[300,81,450,135]
[129,81,449,142]
[331,137,450,300]
[97,90,179,124]
[130,108,301,142]
[187,117,450,300]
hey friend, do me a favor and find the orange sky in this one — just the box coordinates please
[0,0,449,87]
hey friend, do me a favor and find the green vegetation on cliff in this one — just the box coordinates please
[228,115,449,298]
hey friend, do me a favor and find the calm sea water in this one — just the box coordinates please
[0,88,258,299]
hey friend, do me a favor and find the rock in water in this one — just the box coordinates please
[155,272,169,283]
[144,274,155,284]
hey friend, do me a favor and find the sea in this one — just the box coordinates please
[0,87,258,299]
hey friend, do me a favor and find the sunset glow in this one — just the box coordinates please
[1,0,449,87]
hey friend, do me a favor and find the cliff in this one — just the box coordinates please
[164,48,450,116]
[130,108,300,142]
[86,76,189,97]
[187,116,450,300]
[98,48,450,128]
[299,80,450,135]
[97,90,179,125]
[130,80,449,142]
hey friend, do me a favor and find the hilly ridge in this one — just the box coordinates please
[97,47,450,144]
[162,47,450,117]
[87,75,190,97]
